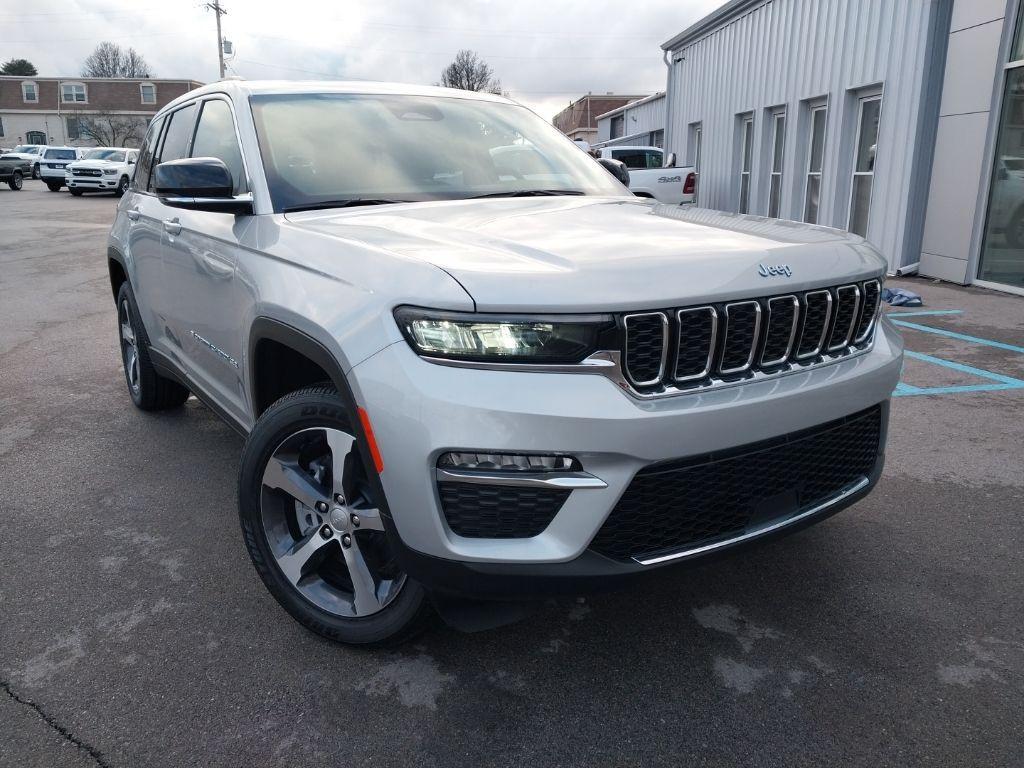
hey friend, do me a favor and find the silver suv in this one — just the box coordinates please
[108,81,903,645]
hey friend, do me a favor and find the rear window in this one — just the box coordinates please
[44,149,77,160]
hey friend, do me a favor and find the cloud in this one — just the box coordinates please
[3,0,721,119]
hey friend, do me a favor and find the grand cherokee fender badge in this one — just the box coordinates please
[758,263,793,277]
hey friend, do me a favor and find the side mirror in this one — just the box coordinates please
[153,157,252,214]
[598,157,630,186]
[664,152,677,168]
[128,157,136,165]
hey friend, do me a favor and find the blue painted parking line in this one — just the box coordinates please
[887,309,963,317]
[889,319,1024,355]
[893,350,1024,397]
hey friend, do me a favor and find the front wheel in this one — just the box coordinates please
[69,188,84,197]
[46,182,62,192]
[32,163,40,180]
[8,170,22,190]
[115,175,129,197]
[238,386,433,646]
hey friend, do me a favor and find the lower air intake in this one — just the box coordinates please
[439,482,570,538]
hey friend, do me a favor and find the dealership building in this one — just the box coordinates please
[661,0,1024,294]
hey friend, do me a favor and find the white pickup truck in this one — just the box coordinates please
[594,145,695,205]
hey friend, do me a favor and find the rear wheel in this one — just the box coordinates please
[46,182,62,192]
[32,163,40,179]
[115,175,130,197]
[238,386,433,646]
[69,188,84,197]
[8,170,22,191]
[116,281,190,410]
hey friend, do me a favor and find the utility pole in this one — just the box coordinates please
[204,1,227,80]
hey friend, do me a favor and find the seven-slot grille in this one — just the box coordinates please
[72,168,102,177]
[620,279,881,393]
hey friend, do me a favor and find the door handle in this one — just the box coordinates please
[126,209,140,221]
[162,218,182,236]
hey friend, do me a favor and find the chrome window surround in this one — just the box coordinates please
[795,289,833,360]
[760,295,800,367]
[673,306,718,382]
[827,284,861,352]
[853,279,882,344]
[622,311,669,388]
[719,300,762,375]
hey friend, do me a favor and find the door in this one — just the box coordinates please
[159,96,253,423]
[123,113,167,342]
[26,130,45,144]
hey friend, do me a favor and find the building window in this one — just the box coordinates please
[737,114,754,214]
[66,116,83,141]
[140,83,157,105]
[22,81,38,103]
[650,129,664,149]
[688,122,702,203]
[610,114,625,139]
[803,104,828,224]
[768,110,786,218]
[848,94,881,237]
[61,82,88,103]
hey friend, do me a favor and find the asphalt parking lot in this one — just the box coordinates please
[2,179,1023,768]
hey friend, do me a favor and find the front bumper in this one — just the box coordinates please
[348,317,902,592]
[66,174,118,190]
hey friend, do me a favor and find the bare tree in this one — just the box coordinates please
[438,50,505,95]
[81,42,153,78]
[1,58,37,76]
[70,112,146,148]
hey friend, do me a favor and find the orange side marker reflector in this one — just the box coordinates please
[358,407,384,474]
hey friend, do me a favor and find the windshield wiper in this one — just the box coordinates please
[283,199,409,213]
[466,189,587,199]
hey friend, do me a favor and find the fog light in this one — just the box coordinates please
[438,452,580,472]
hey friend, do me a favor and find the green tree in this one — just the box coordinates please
[1,58,37,76]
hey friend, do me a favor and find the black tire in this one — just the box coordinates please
[115,175,129,197]
[8,171,22,191]
[46,182,62,192]
[238,385,433,646]
[116,281,190,410]
[32,163,39,180]
[69,188,84,197]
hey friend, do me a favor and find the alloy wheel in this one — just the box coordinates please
[11,172,22,190]
[118,299,140,395]
[260,426,405,618]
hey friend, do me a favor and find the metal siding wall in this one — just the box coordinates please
[595,95,667,147]
[665,0,940,270]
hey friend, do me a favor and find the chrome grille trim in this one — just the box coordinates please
[854,279,882,344]
[795,289,833,360]
[827,284,861,352]
[673,306,718,382]
[761,295,800,367]
[622,311,669,388]
[719,301,762,375]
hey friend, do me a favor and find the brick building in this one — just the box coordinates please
[552,93,648,145]
[0,76,203,148]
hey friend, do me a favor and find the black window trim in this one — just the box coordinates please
[190,94,251,195]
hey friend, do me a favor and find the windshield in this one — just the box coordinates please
[13,145,40,154]
[44,149,77,160]
[85,149,125,162]
[250,93,627,212]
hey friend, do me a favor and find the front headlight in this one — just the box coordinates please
[394,306,614,364]
[103,168,118,175]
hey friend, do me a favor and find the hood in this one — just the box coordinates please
[285,197,886,312]
[70,159,118,169]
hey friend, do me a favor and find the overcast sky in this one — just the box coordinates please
[3,0,722,119]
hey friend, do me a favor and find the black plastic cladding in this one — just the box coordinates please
[621,279,881,392]
[589,405,882,561]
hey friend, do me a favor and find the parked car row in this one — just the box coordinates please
[0,144,138,196]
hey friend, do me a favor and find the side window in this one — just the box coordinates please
[645,150,663,169]
[612,150,645,170]
[148,103,197,192]
[190,99,247,194]
[132,114,165,191]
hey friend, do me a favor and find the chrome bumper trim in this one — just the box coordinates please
[632,475,870,566]
[435,467,608,489]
